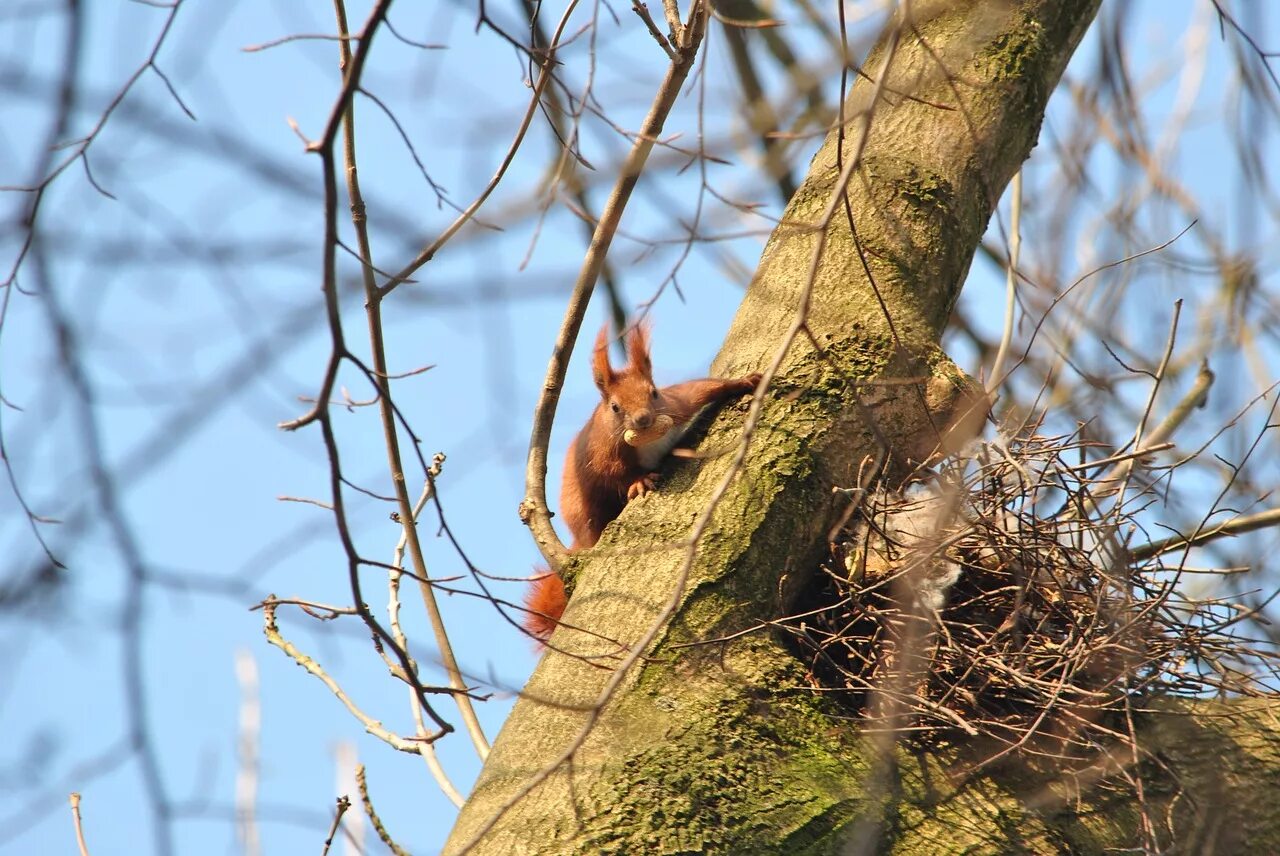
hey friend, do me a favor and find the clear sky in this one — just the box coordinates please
[2,2,1277,855]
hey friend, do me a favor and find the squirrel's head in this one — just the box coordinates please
[592,324,672,446]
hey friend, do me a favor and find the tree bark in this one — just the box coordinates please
[446,1,1280,853]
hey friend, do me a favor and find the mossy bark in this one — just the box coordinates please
[888,700,1280,855]
[446,1,1278,853]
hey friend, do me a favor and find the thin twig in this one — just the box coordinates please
[1095,349,1213,503]
[332,0,490,760]
[69,793,90,856]
[262,602,439,753]
[376,1,582,299]
[266,0,459,747]
[3,0,190,287]
[320,796,351,856]
[662,0,683,40]
[1129,507,1280,561]
[388,467,466,805]
[522,1,712,567]
[356,766,410,856]
[632,0,676,58]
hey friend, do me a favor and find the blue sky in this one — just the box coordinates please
[2,1,1278,854]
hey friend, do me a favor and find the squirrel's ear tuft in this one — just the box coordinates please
[592,324,615,393]
[627,323,652,378]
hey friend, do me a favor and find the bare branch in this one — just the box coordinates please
[522,0,713,567]
[68,793,90,856]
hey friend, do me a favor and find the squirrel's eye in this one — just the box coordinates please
[651,388,658,399]
[610,402,621,413]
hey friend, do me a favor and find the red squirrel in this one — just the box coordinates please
[524,323,761,643]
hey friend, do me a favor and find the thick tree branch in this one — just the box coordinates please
[449,1,1106,853]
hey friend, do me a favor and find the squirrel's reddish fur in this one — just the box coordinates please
[523,571,567,642]
[523,324,761,644]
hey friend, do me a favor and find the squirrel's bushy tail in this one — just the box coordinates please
[523,570,567,645]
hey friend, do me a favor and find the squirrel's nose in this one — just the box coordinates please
[633,412,653,429]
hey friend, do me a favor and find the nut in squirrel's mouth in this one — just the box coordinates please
[623,414,675,447]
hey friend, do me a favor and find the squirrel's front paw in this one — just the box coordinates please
[627,473,658,500]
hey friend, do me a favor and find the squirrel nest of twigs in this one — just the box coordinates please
[784,429,1280,763]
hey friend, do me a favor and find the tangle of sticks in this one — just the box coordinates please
[786,427,1280,766]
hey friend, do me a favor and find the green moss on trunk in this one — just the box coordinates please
[438,4,1280,856]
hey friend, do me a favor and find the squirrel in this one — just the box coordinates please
[523,323,762,643]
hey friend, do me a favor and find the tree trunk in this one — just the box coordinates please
[446,1,1280,852]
